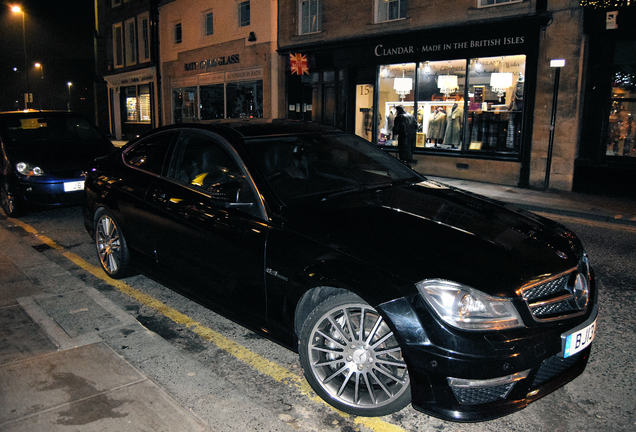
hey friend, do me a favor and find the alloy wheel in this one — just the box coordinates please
[95,214,122,274]
[307,303,410,410]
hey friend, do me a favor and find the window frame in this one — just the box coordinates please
[298,0,321,35]
[138,12,151,63]
[174,22,183,44]
[122,131,178,177]
[477,0,523,8]
[112,22,124,69]
[124,17,137,67]
[238,1,251,27]
[374,0,408,24]
[203,10,214,37]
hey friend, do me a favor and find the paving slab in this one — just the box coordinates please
[0,343,144,424]
[0,305,57,365]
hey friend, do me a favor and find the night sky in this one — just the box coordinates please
[0,0,95,116]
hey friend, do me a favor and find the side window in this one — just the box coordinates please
[169,131,256,203]
[123,131,176,175]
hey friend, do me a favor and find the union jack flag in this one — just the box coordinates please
[289,53,309,76]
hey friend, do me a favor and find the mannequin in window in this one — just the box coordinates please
[443,103,463,148]
[392,105,417,165]
[427,107,447,145]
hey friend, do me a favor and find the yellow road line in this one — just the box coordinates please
[9,218,406,432]
[535,211,636,234]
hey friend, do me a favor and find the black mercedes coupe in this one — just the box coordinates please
[83,120,597,422]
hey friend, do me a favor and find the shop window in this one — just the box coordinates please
[606,41,636,158]
[173,87,198,123]
[139,85,151,122]
[174,23,182,44]
[466,55,526,154]
[113,23,124,68]
[477,0,522,7]
[299,0,321,34]
[200,84,225,120]
[375,0,407,23]
[204,11,214,36]
[415,60,467,151]
[377,63,416,147]
[239,1,250,27]
[125,87,138,122]
[226,80,263,119]
[138,13,150,63]
[124,85,152,124]
[125,18,136,66]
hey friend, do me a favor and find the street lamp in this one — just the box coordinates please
[10,4,30,109]
[67,82,73,111]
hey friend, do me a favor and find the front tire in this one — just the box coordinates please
[94,208,131,278]
[298,292,411,417]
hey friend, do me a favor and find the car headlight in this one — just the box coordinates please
[16,162,45,176]
[416,279,523,331]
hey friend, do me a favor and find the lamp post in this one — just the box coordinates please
[34,63,44,109]
[67,82,73,111]
[544,59,566,190]
[10,4,30,109]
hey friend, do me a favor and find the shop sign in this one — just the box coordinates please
[290,53,310,75]
[185,54,240,72]
[374,35,527,59]
[226,68,263,81]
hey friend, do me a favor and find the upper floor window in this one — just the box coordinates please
[477,0,522,7]
[375,0,407,23]
[299,0,321,34]
[204,11,214,36]
[124,18,136,66]
[239,1,250,27]
[138,12,150,63]
[113,22,124,68]
[174,22,182,44]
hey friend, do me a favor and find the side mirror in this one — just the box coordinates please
[209,178,255,209]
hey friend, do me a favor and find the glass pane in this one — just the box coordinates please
[200,84,225,120]
[126,21,136,64]
[205,12,214,35]
[355,84,374,141]
[142,19,149,59]
[226,80,262,119]
[172,87,197,123]
[139,84,151,123]
[378,63,416,148]
[114,26,123,66]
[239,1,250,27]
[125,86,137,122]
[606,100,635,157]
[175,23,182,43]
[415,59,466,150]
[465,55,525,154]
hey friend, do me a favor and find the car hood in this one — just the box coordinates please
[283,180,583,297]
[6,139,112,177]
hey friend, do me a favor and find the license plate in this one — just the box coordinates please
[63,180,85,192]
[563,319,596,358]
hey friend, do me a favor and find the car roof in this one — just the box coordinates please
[170,119,342,139]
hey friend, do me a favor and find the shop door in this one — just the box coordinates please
[355,84,374,142]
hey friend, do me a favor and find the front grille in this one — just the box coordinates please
[532,353,581,387]
[520,268,589,321]
[451,384,514,405]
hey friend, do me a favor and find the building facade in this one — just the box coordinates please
[96,0,162,141]
[278,0,614,192]
[159,0,280,124]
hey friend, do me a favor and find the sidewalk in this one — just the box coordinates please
[0,226,208,432]
[427,176,636,227]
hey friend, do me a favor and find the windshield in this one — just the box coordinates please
[0,114,108,151]
[246,133,422,202]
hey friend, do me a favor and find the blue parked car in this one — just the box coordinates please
[0,110,114,217]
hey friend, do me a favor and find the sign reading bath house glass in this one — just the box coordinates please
[185,54,240,72]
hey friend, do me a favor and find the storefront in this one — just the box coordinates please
[162,40,276,124]
[103,66,159,141]
[282,16,549,187]
[576,5,636,197]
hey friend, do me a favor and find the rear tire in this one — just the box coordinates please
[1,180,22,217]
[94,208,131,278]
[298,292,411,417]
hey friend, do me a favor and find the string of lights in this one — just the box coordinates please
[579,0,634,9]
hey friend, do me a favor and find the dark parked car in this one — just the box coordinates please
[84,121,597,421]
[0,110,113,216]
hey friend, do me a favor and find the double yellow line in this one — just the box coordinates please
[10,218,407,432]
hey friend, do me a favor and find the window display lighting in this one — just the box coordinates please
[490,72,513,97]
[437,75,458,97]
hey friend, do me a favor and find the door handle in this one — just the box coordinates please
[150,189,167,204]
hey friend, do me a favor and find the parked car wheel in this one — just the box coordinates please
[1,180,22,217]
[94,209,131,278]
[298,292,411,416]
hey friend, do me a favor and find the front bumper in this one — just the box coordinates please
[379,291,598,422]
[16,176,85,207]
